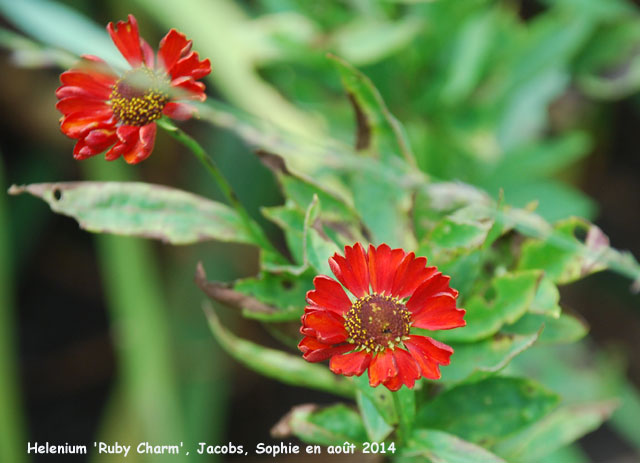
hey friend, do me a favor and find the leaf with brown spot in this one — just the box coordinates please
[9,182,254,245]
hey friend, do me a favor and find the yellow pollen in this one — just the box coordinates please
[344,293,412,352]
[110,67,170,126]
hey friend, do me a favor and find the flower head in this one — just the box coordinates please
[299,243,466,391]
[56,14,211,164]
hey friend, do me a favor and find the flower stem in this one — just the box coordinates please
[392,391,408,447]
[158,118,279,260]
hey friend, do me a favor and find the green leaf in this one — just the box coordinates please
[356,391,394,442]
[394,388,416,442]
[415,377,560,447]
[203,303,354,398]
[258,150,358,223]
[9,182,254,245]
[264,195,341,276]
[328,53,415,164]
[262,202,307,265]
[351,168,412,247]
[441,331,541,385]
[353,374,397,428]
[0,0,127,68]
[517,217,607,284]
[489,132,591,180]
[492,401,617,462]
[432,270,541,343]
[503,312,588,344]
[500,179,597,222]
[575,19,640,99]
[303,195,341,276]
[233,269,315,322]
[502,209,640,287]
[427,206,494,251]
[397,429,506,463]
[273,404,368,446]
[440,10,498,106]
[330,17,423,66]
[539,445,590,463]
[530,277,561,317]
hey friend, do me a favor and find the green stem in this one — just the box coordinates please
[392,391,407,447]
[158,118,280,261]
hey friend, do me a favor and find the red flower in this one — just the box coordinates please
[299,243,466,391]
[55,14,211,164]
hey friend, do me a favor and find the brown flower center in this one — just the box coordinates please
[344,294,411,352]
[110,68,169,126]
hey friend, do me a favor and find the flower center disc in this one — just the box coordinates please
[110,68,170,126]
[345,294,411,352]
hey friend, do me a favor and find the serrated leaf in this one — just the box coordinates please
[415,377,560,447]
[203,303,354,398]
[398,429,506,463]
[9,182,254,245]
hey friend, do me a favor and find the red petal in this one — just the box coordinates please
[140,38,155,68]
[74,55,118,81]
[329,243,370,298]
[404,335,454,379]
[59,71,114,100]
[162,102,197,121]
[298,337,352,362]
[306,275,352,316]
[72,128,118,159]
[122,123,157,164]
[404,345,440,379]
[406,277,457,313]
[56,97,111,115]
[383,374,403,391]
[415,273,458,299]
[158,29,192,73]
[170,52,211,80]
[368,350,397,387]
[330,350,371,377]
[391,348,421,389]
[410,294,466,331]
[170,76,206,101]
[368,244,406,295]
[104,125,138,161]
[85,127,117,147]
[56,85,109,100]
[391,253,439,299]
[405,335,453,365]
[300,310,347,344]
[72,139,101,160]
[60,111,115,139]
[107,14,144,67]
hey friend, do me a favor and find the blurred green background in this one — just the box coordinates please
[1,0,640,462]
